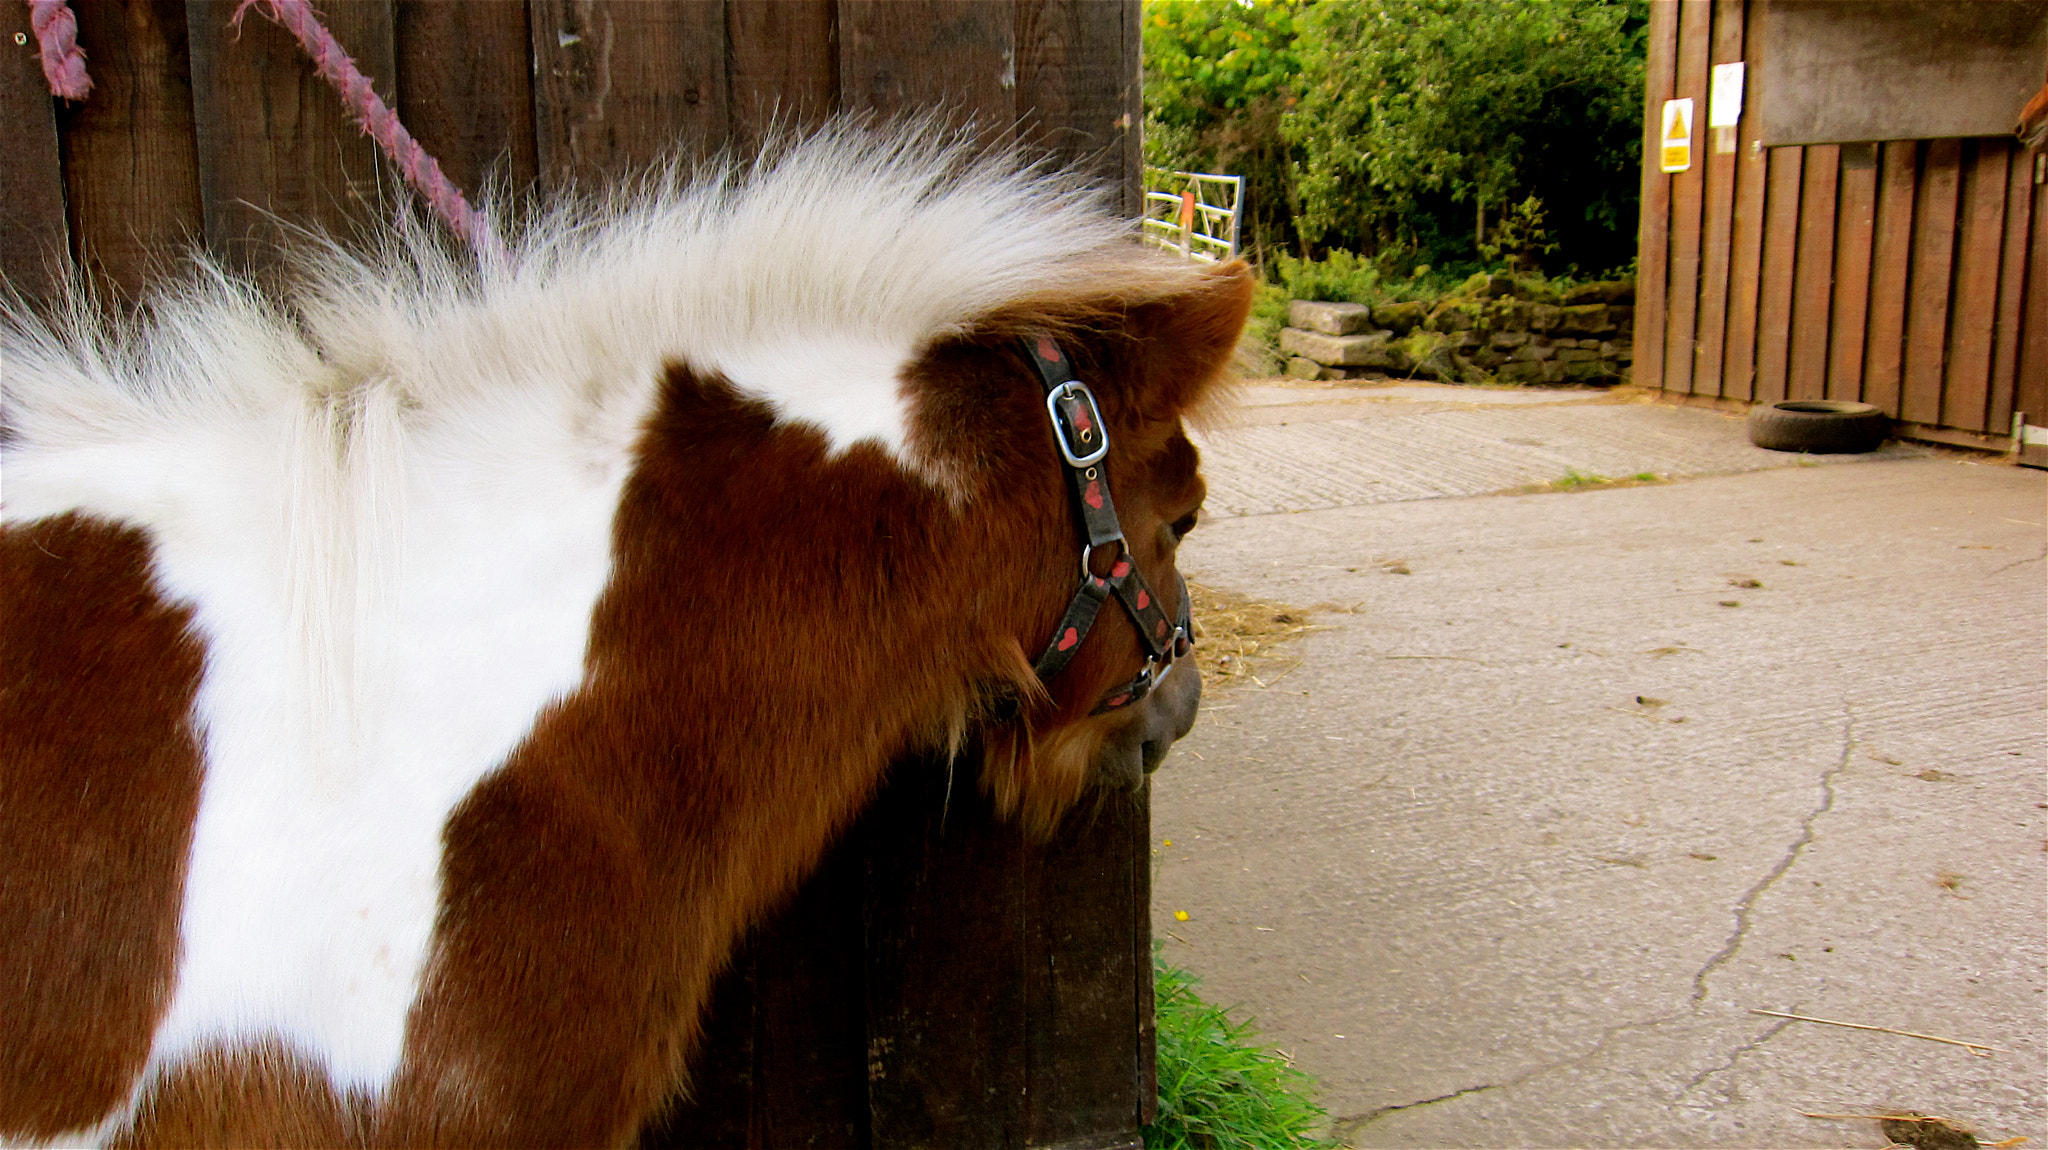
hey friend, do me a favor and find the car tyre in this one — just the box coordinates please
[1747,400,1889,454]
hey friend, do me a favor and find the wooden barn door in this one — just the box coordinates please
[1,3,1154,1146]
[1635,0,2047,455]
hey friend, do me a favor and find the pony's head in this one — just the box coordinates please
[901,258,1254,832]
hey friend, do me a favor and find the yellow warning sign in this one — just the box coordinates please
[1660,98,1694,173]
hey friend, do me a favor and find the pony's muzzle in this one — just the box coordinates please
[1093,655,1201,791]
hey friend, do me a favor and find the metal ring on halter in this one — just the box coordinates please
[1079,537,1126,581]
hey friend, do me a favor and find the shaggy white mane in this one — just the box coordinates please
[3,123,1147,509]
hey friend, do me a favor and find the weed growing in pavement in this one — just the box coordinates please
[1507,469,1669,496]
[1145,953,1334,1150]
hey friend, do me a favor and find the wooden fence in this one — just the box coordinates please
[1,4,1154,1147]
[1635,0,2048,453]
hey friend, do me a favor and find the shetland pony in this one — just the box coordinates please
[0,127,1251,1147]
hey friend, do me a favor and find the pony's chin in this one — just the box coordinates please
[1090,659,1202,792]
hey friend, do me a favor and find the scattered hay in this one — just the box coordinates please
[1186,581,1334,689]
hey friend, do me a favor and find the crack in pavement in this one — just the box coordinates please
[1329,1010,1693,1143]
[1679,1013,1796,1096]
[1330,1083,1498,1141]
[1992,547,2047,576]
[1690,708,1855,1006]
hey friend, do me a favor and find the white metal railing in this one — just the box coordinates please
[1141,169,1243,262]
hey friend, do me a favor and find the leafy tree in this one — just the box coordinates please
[1285,0,1647,273]
[1142,0,1306,262]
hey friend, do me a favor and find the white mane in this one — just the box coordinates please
[4,123,1137,505]
[0,124,1149,1108]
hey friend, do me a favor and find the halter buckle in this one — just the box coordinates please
[1045,381,1110,467]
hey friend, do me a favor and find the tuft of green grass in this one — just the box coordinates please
[1240,280,1292,375]
[1508,469,1668,496]
[1145,953,1333,1149]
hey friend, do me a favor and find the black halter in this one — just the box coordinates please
[1022,334,1193,714]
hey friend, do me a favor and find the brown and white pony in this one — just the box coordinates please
[0,126,1251,1147]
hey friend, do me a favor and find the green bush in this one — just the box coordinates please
[1285,0,1649,272]
[1240,280,1291,375]
[1145,954,1331,1150]
[1142,0,1305,264]
[1271,250,1382,306]
[1268,252,1490,309]
[1140,0,1648,274]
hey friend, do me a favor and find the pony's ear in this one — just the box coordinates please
[1121,260,1256,420]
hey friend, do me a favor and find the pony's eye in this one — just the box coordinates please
[1168,510,1200,542]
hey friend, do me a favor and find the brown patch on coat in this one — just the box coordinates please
[373,261,1253,1145]
[110,1040,367,1149]
[0,515,206,1139]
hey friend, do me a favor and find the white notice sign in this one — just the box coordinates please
[1660,98,1694,173]
[1708,62,1745,127]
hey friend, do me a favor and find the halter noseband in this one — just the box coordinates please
[1022,334,1193,714]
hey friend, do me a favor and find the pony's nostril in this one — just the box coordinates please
[1142,737,1172,774]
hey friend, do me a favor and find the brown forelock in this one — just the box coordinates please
[0,514,207,1141]
[109,1039,369,1149]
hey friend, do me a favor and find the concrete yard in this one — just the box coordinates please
[1152,380,2047,1149]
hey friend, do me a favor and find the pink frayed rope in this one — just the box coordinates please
[231,0,502,262]
[26,0,91,100]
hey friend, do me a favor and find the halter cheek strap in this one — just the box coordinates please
[1021,334,1193,714]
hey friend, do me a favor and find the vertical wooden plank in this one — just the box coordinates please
[1939,140,2009,433]
[395,0,538,199]
[726,0,838,154]
[864,764,1029,1150]
[1015,0,1140,213]
[1987,144,2035,433]
[1902,138,1962,427]
[1824,145,1877,402]
[1719,0,1768,401]
[186,0,397,275]
[1117,0,1143,221]
[2015,171,2048,433]
[747,841,871,1150]
[1022,796,1143,1147]
[1785,144,1838,400]
[1631,0,1680,390]
[0,1,73,300]
[54,0,203,302]
[1752,146,1803,404]
[1691,0,1744,399]
[529,0,729,189]
[1132,782,1157,1127]
[1660,0,1713,396]
[1862,140,1919,415]
[838,1,1016,143]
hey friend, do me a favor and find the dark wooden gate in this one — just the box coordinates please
[1634,0,2047,457]
[0,4,1154,1147]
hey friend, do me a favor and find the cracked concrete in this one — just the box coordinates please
[1689,711,1854,1006]
[1151,381,2047,1148]
[1679,1014,1795,1098]
[1339,1083,1501,1134]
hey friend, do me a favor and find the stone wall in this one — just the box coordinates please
[1279,276,1635,386]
